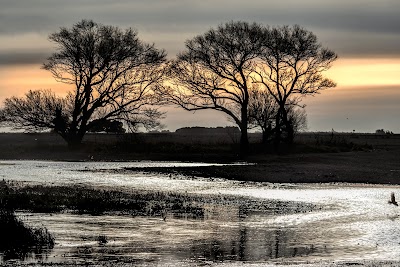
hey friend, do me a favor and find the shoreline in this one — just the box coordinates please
[1,149,399,185]
[0,132,399,185]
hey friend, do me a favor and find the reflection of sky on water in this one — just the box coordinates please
[0,160,234,192]
[1,160,400,265]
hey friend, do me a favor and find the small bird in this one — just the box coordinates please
[388,192,398,206]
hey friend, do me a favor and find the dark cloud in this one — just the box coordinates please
[1,0,399,33]
[0,52,49,65]
[0,0,399,62]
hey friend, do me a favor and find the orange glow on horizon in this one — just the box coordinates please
[326,58,400,87]
[0,58,399,104]
[0,64,69,101]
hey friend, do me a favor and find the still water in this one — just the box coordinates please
[1,160,400,266]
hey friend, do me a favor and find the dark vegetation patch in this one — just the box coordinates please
[0,180,204,218]
[0,181,54,261]
[80,133,377,161]
[1,132,398,163]
[0,180,317,218]
[302,133,375,153]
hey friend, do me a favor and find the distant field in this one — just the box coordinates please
[296,132,400,150]
[0,131,399,146]
[0,131,399,161]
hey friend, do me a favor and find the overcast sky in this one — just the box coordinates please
[0,0,399,132]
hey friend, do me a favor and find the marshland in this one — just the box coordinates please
[0,7,399,266]
[0,131,400,266]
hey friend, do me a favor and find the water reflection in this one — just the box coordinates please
[190,227,321,262]
[1,160,400,265]
[189,204,325,263]
[4,198,325,265]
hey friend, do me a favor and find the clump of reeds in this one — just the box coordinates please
[0,180,205,218]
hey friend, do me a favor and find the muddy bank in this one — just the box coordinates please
[124,149,400,185]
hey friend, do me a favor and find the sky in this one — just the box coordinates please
[0,0,399,133]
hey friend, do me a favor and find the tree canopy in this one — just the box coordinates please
[1,90,66,131]
[2,20,166,147]
[255,25,337,145]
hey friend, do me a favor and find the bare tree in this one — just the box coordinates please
[248,88,307,144]
[1,20,166,147]
[164,23,336,156]
[255,25,337,146]
[164,21,264,158]
[1,90,66,131]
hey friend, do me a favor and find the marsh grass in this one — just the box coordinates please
[0,180,206,218]
[0,181,55,260]
[1,179,315,219]
[310,133,373,152]
[0,179,320,263]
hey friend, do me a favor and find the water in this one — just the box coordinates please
[1,160,400,265]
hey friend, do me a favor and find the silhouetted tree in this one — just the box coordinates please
[1,90,66,131]
[164,22,336,156]
[248,89,307,144]
[1,20,166,147]
[255,25,337,147]
[164,21,264,158]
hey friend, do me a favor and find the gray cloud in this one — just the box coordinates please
[0,51,49,65]
[304,85,400,132]
[1,0,399,33]
[0,0,399,62]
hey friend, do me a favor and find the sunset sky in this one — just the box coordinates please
[1,0,399,132]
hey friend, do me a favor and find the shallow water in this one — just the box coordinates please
[1,160,400,265]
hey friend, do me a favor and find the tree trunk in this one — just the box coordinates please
[65,132,84,150]
[239,103,249,160]
[239,127,249,160]
[262,130,268,144]
[262,121,273,144]
[286,121,294,145]
[274,108,282,152]
[281,108,294,145]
